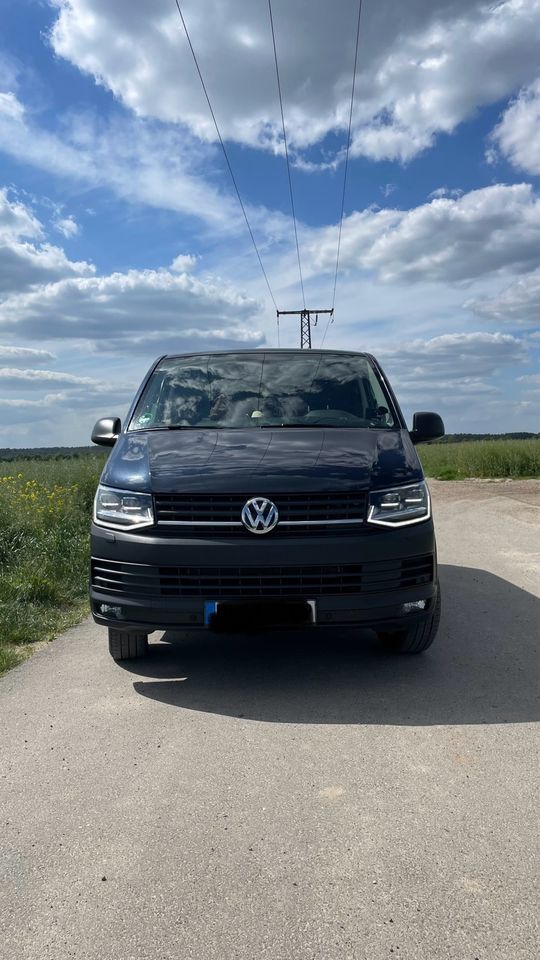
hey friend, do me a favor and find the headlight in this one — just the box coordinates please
[94,485,154,529]
[368,481,430,527]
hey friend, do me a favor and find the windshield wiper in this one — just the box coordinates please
[257,422,327,428]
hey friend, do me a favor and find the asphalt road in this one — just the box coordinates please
[1,481,538,960]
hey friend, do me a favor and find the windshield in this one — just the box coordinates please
[128,353,397,431]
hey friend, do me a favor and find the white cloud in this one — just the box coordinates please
[378,332,528,384]
[489,76,540,175]
[0,367,102,388]
[467,269,540,327]
[0,187,42,242]
[0,375,140,434]
[0,90,298,251]
[374,332,532,425]
[428,186,463,200]
[170,253,198,273]
[350,0,540,163]
[309,184,540,284]
[53,215,80,238]
[0,91,24,121]
[0,240,94,294]
[0,264,264,352]
[0,187,94,294]
[0,392,66,409]
[0,345,56,364]
[48,0,540,163]
[0,91,243,230]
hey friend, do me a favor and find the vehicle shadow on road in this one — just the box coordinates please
[128,564,539,725]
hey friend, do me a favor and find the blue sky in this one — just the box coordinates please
[0,0,539,446]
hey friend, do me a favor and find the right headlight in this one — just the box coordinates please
[94,485,154,530]
[367,481,430,527]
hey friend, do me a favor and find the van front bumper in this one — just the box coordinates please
[90,521,438,633]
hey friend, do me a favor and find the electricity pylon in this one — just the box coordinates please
[276,309,333,349]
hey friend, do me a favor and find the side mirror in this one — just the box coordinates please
[91,417,121,447]
[410,411,445,445]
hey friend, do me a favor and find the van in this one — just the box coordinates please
[90,350,444,659]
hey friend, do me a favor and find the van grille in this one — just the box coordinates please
[154,491,367,534]
[91,555,433,599]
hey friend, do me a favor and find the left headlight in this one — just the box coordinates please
[93,485,154,529]
[368,481,430,527]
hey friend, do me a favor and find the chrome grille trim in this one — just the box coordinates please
[156,518,364,527]
[158,520,242,526]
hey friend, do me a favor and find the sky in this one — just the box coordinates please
[0,0,539,447]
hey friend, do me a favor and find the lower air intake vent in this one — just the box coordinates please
[92,555,433,599]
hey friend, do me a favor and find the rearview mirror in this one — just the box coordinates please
[91,417,121,447]
[410,411,445,445]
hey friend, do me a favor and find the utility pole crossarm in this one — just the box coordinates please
[276,308,334,349]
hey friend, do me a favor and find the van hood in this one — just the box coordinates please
[101,428,423,494]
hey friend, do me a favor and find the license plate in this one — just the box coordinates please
[204,600,317,627]
[204,601,219,625]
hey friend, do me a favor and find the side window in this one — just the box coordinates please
[366,370,395,426]
[131,372,166,428]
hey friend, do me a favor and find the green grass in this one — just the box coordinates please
[0,455,106,676]
[419,438,540,480]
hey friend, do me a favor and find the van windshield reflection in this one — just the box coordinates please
[129,353,396,431]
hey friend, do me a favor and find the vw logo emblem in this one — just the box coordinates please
[241,497,279,534]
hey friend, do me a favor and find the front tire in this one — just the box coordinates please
[378,589,441,654]
[108,629,149,661]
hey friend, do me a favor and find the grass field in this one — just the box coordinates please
[0,456,106,675]
[418,438,540,480]
[0,437,539,675]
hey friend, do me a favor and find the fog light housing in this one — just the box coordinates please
[99,603,123,618]
[401,600,426,614]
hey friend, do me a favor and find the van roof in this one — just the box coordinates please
[161,349,371,360]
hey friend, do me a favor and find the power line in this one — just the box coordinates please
[172,0,279,317]
[268,0,306,309]
[321,0,363,348]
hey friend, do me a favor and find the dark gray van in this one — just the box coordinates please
[90,350,444,659]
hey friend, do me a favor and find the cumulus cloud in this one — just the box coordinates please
[0,187,42,241]
[53,215,80,238]
[466,269,540,327]
[0,375,140,432]
[309,184,540,284]
[378,332,528,384]
[0,240,95,295]
[170,253,198,273]
[48,0,540,163]
[375,332,531,421]
[0,264,265,352]
[0,188,94,294]
[489,77,540,175]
